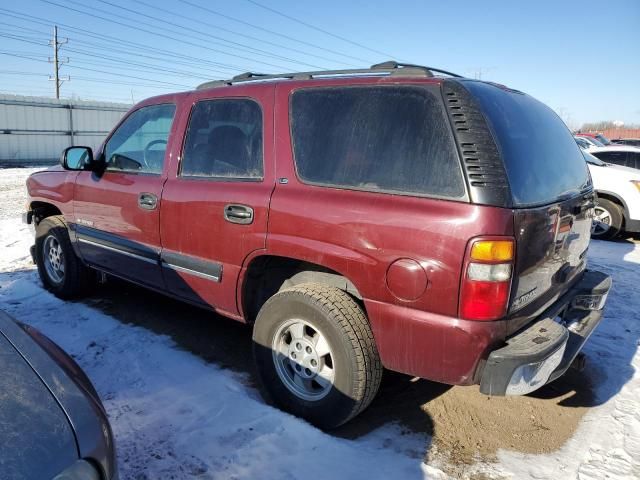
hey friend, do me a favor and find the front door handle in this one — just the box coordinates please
[224,204,253,225]
[138,192,158,210]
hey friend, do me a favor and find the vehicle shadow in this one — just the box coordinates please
[83,278,256,377]
[83,277,448,452]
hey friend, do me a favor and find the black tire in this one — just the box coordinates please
[592,198,623,240]
[35,215,94,298]
[252,283,382,429]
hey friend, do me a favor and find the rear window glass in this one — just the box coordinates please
[465,81,591,206]
[290,86,465,198]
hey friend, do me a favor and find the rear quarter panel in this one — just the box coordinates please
[270,80,515,317]
[268,184,514,317]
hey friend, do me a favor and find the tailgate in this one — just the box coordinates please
[507,192,595,331]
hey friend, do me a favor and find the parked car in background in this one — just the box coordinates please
[584,151,640,239]
[612,138,640,147]
[0,310,116,480]
[575,136,604,149]
[588,146,640,171]
[576,132,614,145]
[23,62,611,428]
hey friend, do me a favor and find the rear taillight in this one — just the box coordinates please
[460,238,515,321]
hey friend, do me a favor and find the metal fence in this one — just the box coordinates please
[0,94,131,166]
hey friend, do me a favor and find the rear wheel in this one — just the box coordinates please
[591,198,623,240]
[252,283,382,429]
[35,216,94,298]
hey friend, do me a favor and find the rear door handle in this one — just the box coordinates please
[138,192,158,210]
[224,204,253,224]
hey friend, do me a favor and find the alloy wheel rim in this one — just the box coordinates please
[43,235,65,284]
[272,319,335,401]
[592,206,612,236]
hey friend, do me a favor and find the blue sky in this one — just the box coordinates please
[0,0,638,126]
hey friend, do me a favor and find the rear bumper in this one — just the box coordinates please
[479,270,611,395]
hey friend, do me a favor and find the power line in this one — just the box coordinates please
[177,0,372,64]
[0,30,222,80]
[65,48,212,79]
[91,0,326,69]
[0,10,247,74]
[0,52,193,88]
[39,0,301,71]
[130,0,356,67]
[0,69,186,90]
[0,25,231,79]
[245,0,396,60]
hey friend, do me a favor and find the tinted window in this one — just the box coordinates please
[465,81,590,206]
[290,86,465,198]
[104,104,175,174]
[630,153,640,170]
[592,151,627,166]
[181,99,263,179]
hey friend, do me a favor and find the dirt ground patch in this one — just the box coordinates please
[424,375,593,465]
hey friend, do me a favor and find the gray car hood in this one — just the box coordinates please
[0,311,115,480]
[0,330,78,479]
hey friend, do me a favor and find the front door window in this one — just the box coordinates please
[104,103,176,174]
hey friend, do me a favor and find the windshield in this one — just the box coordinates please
[580,136,605,147]
[575,137,591,149]
[596,134,611,145]
[464,81,591,206]
[583,151,606,166]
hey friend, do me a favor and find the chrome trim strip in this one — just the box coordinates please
[78,238,158,265]
[161,261,221,282]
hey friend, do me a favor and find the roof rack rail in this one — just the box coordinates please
[370,61,462,78]
[196,61,462,90]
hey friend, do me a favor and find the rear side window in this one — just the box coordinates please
[181,99,263,179]
[465,81,591,206]
[290,86,465,198]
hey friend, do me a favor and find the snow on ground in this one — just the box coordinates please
[0,167,639,479]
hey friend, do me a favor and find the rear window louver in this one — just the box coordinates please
[442,80,511,207]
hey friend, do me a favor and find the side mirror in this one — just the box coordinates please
[61,146,94,170]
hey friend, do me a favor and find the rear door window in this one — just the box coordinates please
[180,99,263,179]
[289,86,465,199]
[464,81,591,206]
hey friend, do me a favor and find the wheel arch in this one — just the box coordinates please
[240,254,363,323]
[29,201,63,225]
[596,190,628,225]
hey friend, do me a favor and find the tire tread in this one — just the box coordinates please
[272,282,383,424]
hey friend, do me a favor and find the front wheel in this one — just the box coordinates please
[35,215,94,298]
[252,283,382,429]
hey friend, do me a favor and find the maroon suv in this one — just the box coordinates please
[24,62,611,428]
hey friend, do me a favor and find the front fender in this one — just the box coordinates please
[26,169,78,219]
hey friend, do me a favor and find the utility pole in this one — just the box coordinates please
[48,26,69,99]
